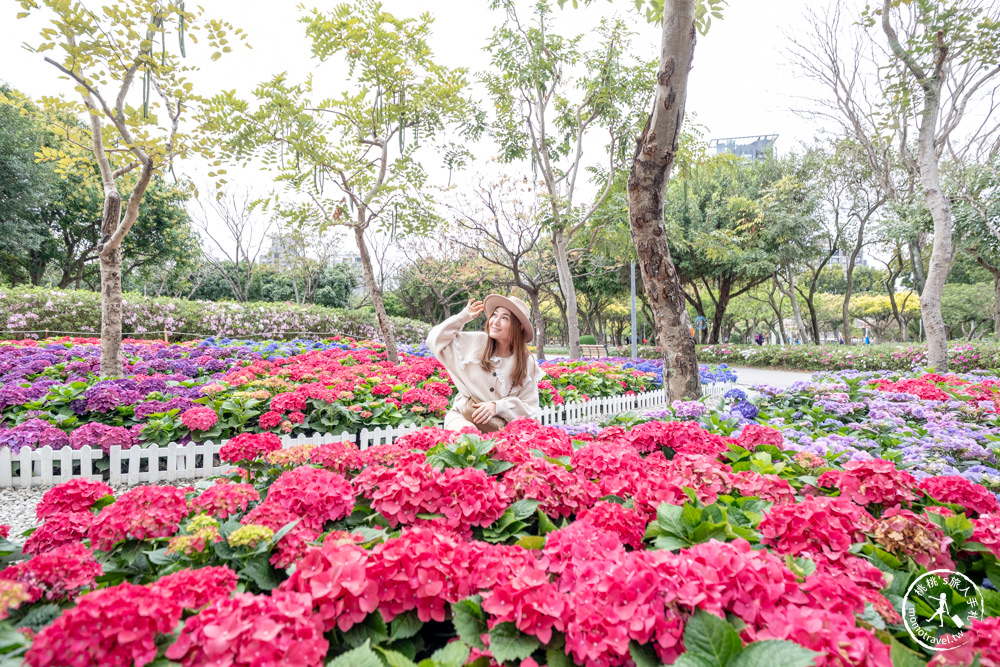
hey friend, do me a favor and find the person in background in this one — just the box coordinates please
[426,295,543,433]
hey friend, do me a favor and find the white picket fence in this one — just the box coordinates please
[0,383,736,488]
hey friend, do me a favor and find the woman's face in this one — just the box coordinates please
[488,307,515,346]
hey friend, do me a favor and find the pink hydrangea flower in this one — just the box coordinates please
[758,495,873,562]
[817,459,917,508]
[35,478,113,521]
[189,482,259,519]
[278,540,378,632]
[165,591,327,667]
[919,476,1000,516]
[502,458,601,519]
[149,566,238,611]
[219,432,283,464]
[261,466,354,531]
[25,582,183,667]
[89,485,189,551]
[23,512,93,556]
[0,543,101,603]
[179,407,219,431]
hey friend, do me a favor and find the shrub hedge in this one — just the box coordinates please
[691,341,1000,373]
[0,287,432,346]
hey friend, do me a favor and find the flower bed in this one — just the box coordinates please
[694,341,1000,373]
[2,403,1000,666]
[0,338,662,454]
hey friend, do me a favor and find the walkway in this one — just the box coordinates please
[730,366,815,388]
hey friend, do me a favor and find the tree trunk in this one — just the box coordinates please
[99,191,124,377]
[528,290,546,361]
[552,228,582,358]
[354,224,398,364]
[778,268,809,343]
[994,273,1000,336]
[627,0,700,402]
[881,4,952,368]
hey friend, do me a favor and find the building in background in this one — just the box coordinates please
[710,134,778,162]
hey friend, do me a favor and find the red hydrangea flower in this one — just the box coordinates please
[625,420,730,457]
[179,407,219,431]
[164,591,327,667]
[25,582,183,667]
[149,566,238,611]
[0,543,101,602]
[817,459,917,508]
[494,419,574,461]
[737,424,785,450]
[811,556,900,624]
[35,478,113,521]
[241,503,318,568]
[262,466,354,531]
[467,542,542,591]
[270,391,308,413]
[919,476,1000,516]
[661,540,804,630]
[576,502,648,549]
[502,458,601,518]
[361,458,508,530]
[481,566,566,644]
[189,482,260,519]
[971,513,1000,559]
[730,471,796,504]
[278,540,378,632]
[394,426,459,451]
[436,466,510,528]
[662,454,733,503]
[89,485,189,551]
[0,525,7,539]
[367,527,476,623]
[310,440,363,473]
[571,440,645,497]
[219,432,283,464]
[759,495,873,562]
[755,605,891,667]
[259,411,282,430]
[540,521,625,591]
[23,512,93,556]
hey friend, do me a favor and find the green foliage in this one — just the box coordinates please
[0,286,431,344]
[579,334,598,345]
[667,610,818,667]
[665,150,826,342]
[644,498,766,551]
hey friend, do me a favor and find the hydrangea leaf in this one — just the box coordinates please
[682,609,742,667]
[488,622,541,663]
[389,610,423,641]
[424,641,470,667]
[727,640,819,667]
[451,597,487,649]
[327,641,384,667]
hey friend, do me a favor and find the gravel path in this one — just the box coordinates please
[0,481,192,546]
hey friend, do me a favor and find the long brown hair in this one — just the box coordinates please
[479,309,530,390]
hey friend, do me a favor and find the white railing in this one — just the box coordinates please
[0,385,731,488]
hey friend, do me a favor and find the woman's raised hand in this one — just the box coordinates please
[465,298,485,319]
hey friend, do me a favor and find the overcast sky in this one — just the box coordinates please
[0,0,846,254]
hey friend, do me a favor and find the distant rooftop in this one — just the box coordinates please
[709,134,778,162]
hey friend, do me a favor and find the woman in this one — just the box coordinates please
[426,294,543,432]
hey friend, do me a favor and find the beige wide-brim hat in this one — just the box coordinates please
[483,294,534,343]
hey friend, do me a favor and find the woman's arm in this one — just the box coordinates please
[426,298,483,357]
